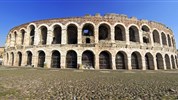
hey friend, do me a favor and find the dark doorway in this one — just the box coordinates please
[66,51,77,68]
[30,25,35,45]
[131,52,139,69]
[67,24,78,44]
[99,51,111,69]
[116,52,125,69]
[18,52,22,66]
[82,51,94,69]
[86,38,90,43]
[52,26,61,44]
[38,51,45,67]
[27,51,32,66]
[51,51,60,68]
[156,53,164,69]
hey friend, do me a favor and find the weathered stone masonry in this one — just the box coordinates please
[3,13,178,70]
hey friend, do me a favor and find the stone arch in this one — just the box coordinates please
[27,51,32,66]
[153,30,160,44]
[131,51,142,69]
[99,23,111,40]
[11,52,14,66]
[67,24,78,44]
[167,34,171,47]
[129,25,139,42]
[114,24,126,41]
[82,50,95,69]
[161,32,167,45]
[115,51,127,69]
[99,51,112,69]
[17,52,22,66]
[171,55,175,69]
[39,26,48,45]
[51,50,61,68]
[141,25,150,44]
[165,54,171,69]
[52,25,62,44]
[141,25,150,32]
[145,53,154,70]
[38,50,45,67]
[156,53,164,69]
[66,50,77,68]
[82,23,94,36]
[20,29,26,45]
[29,25,35,45]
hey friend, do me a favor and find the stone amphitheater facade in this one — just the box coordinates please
[3,13,178,70]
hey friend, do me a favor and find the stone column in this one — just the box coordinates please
[142,56,146,70]
[78,28,82,44]
[160,33,163,47]
[126,30,130,46]
[169,56,173,69]
[46,55,51,68]
[47,29,53,45]
[111,27,115,43]
[77,55,82,69]
[94,27,99,44]
[34,29,39,45]
[62,29,67,44]
[139,30,143,46]
[22,53,27,66]
[61,55,66,69]
[33,54,38,68]
[112,56,116,70]
[95,53,99,70]
[127,55,132,70]
[150,32,154,47]
[163,57,166,70]
[153,57,158,70]
[10,35,15,47]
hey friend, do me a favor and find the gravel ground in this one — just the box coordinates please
[0,66,178,100]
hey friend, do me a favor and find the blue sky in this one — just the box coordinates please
[0,0,178,48]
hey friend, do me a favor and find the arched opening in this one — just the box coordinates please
[14,32,17,45]
[129,26,139,42]
[86,38,90,43]
[51,51,60,68]
[27,51,32,66]
[82,51,95,69]
[142,25,150,32]
[116,51,127,69]
[67,24,78,44]
[40,26,47,45]
[29,25,35,45]
[52,25,61,44]
[66,50,77,68]
[6,53,9,65]
[165,54,171,69]
[131,52,142,69]
[171,55,175,69]
[38,51,45,68]
[145,53,154,70]
[143,36,149,43]
[21,30,25,45]
[167,35,171,47]
[82,23,94,36]
[161,32,167,45]
[99,24,111,40]
[115,24,125,41]
[99,51,111,69]
[156,53,164,69]
[153,30,160,44]
[11,52,14,66]
[17,52,22,66]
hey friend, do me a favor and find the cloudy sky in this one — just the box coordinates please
[0,0,178,48]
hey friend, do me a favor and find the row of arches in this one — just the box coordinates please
[6,50,177,70]
[7,22,175,48]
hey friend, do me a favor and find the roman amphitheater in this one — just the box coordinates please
[3,13,178,70]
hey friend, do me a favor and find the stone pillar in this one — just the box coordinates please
[150,32,154,47]
[95,53,99,70]
[33,54,38,68]
[126,30,130,45]
[47,29,53,45]
[94,27,99,44]
[78,28,82,44]
[163,57,166,70]
[142,56,146,70]
[153,57,158,70]
[34,29,39,45]
[127,56,132,70]
[169,56,173,69]
[112,56,116,70]
[10,35,15,47]
[61,56,66,69]
[22,53,27,66]
[62,29,67,44]
[46,55,51,68]
[77,55,82,69]
[139,30,143,46]
[111,27,115,43]
[160,33,163,47]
